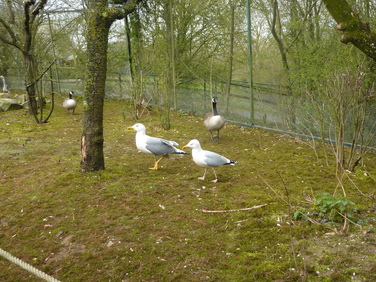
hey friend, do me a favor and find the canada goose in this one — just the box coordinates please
[204,96,226,141]
[0,75,10,93]
[183,139,237,183]
[63,91,77,114]
[128,123,189,170]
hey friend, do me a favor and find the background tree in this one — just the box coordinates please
[0,0,48,119]
[80,0,140,172]
[0,0,374,176]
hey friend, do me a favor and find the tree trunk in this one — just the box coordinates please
[270,0,295,127]
[24,53,38,117]
[127,10,142,86]
[168,0,177,110]
[80,0,140,172]
[225,0,235,116]
[80,2,110,172]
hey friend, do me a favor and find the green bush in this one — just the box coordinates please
[314,192,358,223]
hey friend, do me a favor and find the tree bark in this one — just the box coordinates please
[80,0,140,172]
[322,0,376,62]
[80,1,109,172]
[225,0,235,116]
[24,53,38,118]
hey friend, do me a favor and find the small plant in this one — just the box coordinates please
[314,192,358,223]
[157,106,171,130]
[293,208,308,221]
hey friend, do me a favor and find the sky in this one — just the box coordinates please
[44,0,85,14]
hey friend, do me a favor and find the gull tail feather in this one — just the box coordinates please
[170,146,190,155]
[175,149,190,155]
[225,160,237,166]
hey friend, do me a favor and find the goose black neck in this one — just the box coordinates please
[69,93,73,99]
[212,101,219,116]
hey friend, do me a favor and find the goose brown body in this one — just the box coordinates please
[63,91,77,114]
[204,97,225,141]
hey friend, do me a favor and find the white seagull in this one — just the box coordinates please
[183,139,237,183]
[204,96,226,141]
[128,123,189,170]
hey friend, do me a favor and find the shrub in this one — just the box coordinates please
[314,192,358,223]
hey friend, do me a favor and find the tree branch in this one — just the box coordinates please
[32,0,48,16]
[5,0,15,24]
[0,18,22,50]
[107,0,141,23]
[201,204,268,213]
[322,0,376,61]
[25,59,57,88]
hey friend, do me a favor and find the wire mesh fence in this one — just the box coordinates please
[174,79,376,150]
[3,68,376,148]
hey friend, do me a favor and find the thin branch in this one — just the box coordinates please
[259,173,290,206]
[200,204,268,213]
[285,1,319,53]
[26,59,57,88]
[337,210,361,229]
[0,18,23,50]
[258,173,319,225]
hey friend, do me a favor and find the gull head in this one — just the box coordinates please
[128,123,146,132]
[183,139,201,150]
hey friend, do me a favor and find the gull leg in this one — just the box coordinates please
[211,168,218,183]
[150,156,164,170]
[198,168,207,180]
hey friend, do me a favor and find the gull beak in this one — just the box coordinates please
[127,126,134,130]
[182,146,188,149]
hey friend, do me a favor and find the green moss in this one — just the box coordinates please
[0,99,375,280]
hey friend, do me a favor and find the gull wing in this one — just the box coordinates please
[145,136,179,155]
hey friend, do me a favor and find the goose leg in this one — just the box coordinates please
[198,168,207,180]
[211,131,220,141]
[209,131,215,141]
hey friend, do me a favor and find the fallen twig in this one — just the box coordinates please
[200,204,268,213]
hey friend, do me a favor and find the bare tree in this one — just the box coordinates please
[0,0,48,119]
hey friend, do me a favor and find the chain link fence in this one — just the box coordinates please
[3,67,376,148]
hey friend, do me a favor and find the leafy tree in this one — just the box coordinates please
[80,0,140,172]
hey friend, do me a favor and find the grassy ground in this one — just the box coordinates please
[1,98,376,281]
